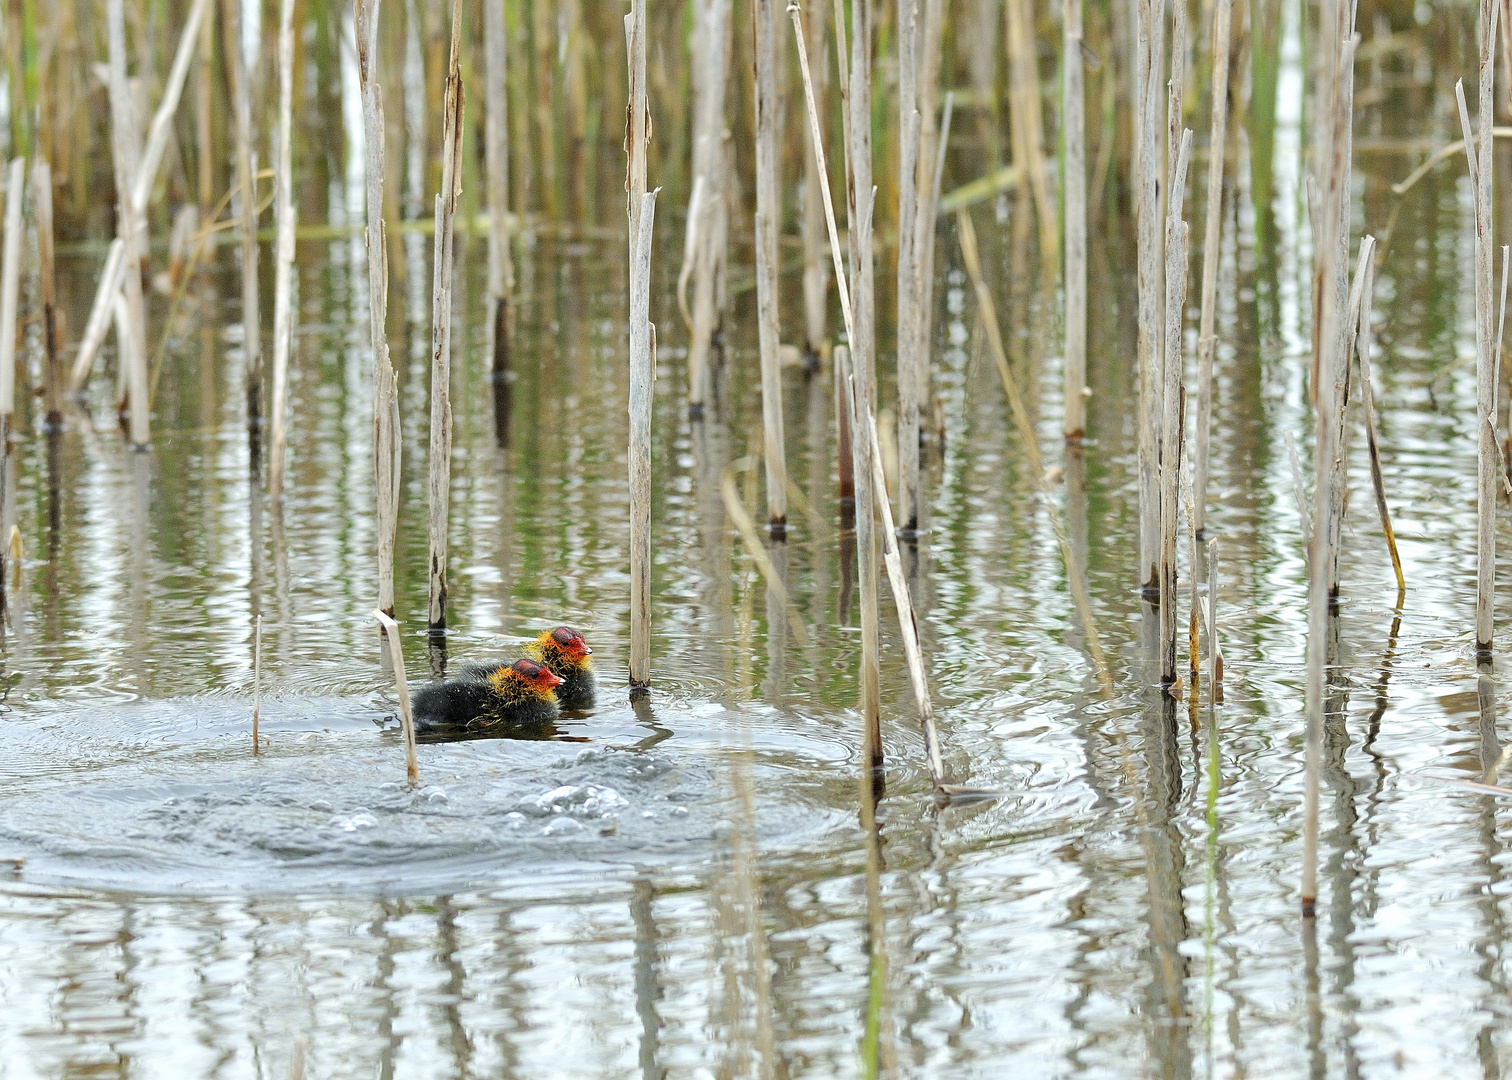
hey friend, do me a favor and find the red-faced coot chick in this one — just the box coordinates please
[412,658,564,732]
[528,626,595,709]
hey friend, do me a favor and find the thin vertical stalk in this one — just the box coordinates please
[626,0,653,694]
[355,0,399,617]
[106,0,148,448]
[895,0,920,536]
[373,610,418,783]
[485,0,515,420]
[1194,0,1232,534]
[226,0,261,453]
[402,0,426,221]
[32,158,59,429]
[428,0,464,634]
[1004,0,1056,260]
[687,0,731,419]
[910,0,945,454]
[1208,538,1221,696]
[252,613,261,748]
[754,0,788,535]
[800,0,828,366]
[1355,236,1404,594]
[268,0,296,498]
[0,158,21,431]
[1159,132,1191,685]
[1136,0,1166,592]
[196,0,215,210]
[1063,0,1086,441]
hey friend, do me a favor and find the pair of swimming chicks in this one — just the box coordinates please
[413,627,594,733]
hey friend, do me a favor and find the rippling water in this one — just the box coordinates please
[5,26,1512,1079]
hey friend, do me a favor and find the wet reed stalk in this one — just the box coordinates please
[485,0,515,415]
[686,0,731,419]
[1062,0,1086,442]
[252,613,261,748]
[355,0,400,617]
[1457,0,1500,652]
[1303,8,1357,916]
[373,610,418,783]
[1354,236,1404,594]
[753,0,788,536]
[0,158,22,435]
[626,0,654,695]
[225,0,261,453]
[1135,0,1167,593]
[800,1,828,364]
[32,158,60,428]
[268,0,296,499]
[911,0,945,446]
[895,0,921,536]
[1194,0,1233,535]
[427,0,465,635]
[1159,133,1191,686]
[105,0,149,447]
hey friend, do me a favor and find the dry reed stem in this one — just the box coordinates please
[428,0,464,633]
[1194,0,1233,535]
[753,0,788,534]
[70,239,124,394]
[1181,461,1204,685]
[688,0,732,418]
[957,211,1111,688]
[910,0,945,420]
[1062,0,1087,441]
[1004,0,1056,261]
[1323,37,1359,598]
[268,0,296,498]
[226,0,261,448]
[800,0,829,362]
[628,194,658,692]
[485,0,515,391]
[32,159,60,427]
[0,159,23,426]
[373,609,418,783]
[196,0,214,210]
[1354,235,1404,594]
[104,0,149,448]
[721,458,811,645]
[1159,132,1191,686]
[1457,0,1499,650]
[355,0,399,616]
[1208,537,1222,697]
[1391,128,1512,195]
[1135,0,1167,592]
[677,175,705,334]
[252,613,261,748]
[895,0,921,535]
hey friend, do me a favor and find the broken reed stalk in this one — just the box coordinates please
[1194,0,1233,535]
[1303,16,1357,917]
[373,610,418,783]
[847,0,882,772]
[1458,0,1499,652]
[800,1,828,364]
[252,613,262,748]
[753,0,789,536]
[355,0,400,617]
[105,0,149,448]
[226,0,262,453]
[626,0,654,695]
[33,158,60,429]
[957,211,1111,687]
[895,0,921,537]
[687,0,732,420]
[838,347,948,790]
[1062,0,1087,442]
[428,0,465,635]
[485,0,514,411]
[1135,0,1167,593]
[720,458,811,644]
[1354,235,1404,594]
[268,0,296,499]
[0,159,22,435]
[70,0,211,398]
[1159,132,1192,686]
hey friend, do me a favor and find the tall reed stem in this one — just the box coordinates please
[1063,0,1086,442]
[355,0,399,617]
[0,159,22,435]
[754,0,788,536]
[687,0,731,419]
[800,1,829,366]
[428,0,465,634]
[1135,0,1167,592]
[268,0,296,498]
[626,0,654,694]
[1194,0,1233,535]
[32,158,59,429]
[485,0,514,432]
[1159,132,1191,685]
[225,0,261,455]
[895,0,921,537]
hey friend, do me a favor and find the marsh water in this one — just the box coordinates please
[6,13,1512,1080]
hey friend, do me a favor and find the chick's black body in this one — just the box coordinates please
[552,667,596,711]
[412,661,560,732]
